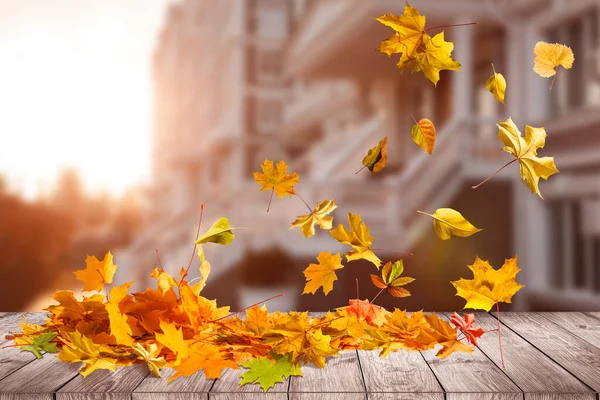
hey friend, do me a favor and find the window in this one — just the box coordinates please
[257,100,283,133]
[547,7,600,114]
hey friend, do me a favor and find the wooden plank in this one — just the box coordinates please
[210,365,287,400]
[445,395,521,400]
[0,312,48,346]
[0,347,37,381]
[57,364,149,400]
[288,350,365,400]
[133,367,213,400]
[417,312,521,399]
[473,312,594,398]
[0,353,80,398]
[497,312,600,392]
[543,312,600,347]
[358,349,442,400]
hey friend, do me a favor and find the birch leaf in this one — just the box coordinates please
[417,208,482,240]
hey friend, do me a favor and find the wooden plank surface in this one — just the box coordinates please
[133,367,214,400]
[57,364,150,400]
[0,353,81,398]
[288,350,366,400]
[0,312,48,346]
[418,312,521,400]
[543,312,600,347]
[496,312,600,392]
[359,349,443,400]
[473,312,595,399]
[210,365,287,400]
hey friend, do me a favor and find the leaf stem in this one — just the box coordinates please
[471,158,518,189]
[497,302,506,370]
[550,67,558,90]
[425,22,478,33]
[294,192,313,213]
[210,293,284,323]
[180,204,204,284]
[355,165,367,175]
[355,278,359,299]
[371,248,414,257]
[267,189,274,212]
[155,249,163,269]
[371,287,386,304]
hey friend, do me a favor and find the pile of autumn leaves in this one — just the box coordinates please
[6,2,574,392]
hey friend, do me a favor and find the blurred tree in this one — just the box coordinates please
[0,187,75,310]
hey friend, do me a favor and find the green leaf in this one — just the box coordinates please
[383,260,404,284]
[20,332,58,359]
[239,352,302,392]
[361,136,388,172]
[194,217,235,245]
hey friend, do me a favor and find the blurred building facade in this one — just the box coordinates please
[123,0,600,312]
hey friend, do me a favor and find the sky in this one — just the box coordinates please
[0,0,175,199]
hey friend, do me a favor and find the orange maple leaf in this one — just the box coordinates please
[73,251,118,292]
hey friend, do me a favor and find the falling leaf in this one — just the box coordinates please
[195,217,235,245]
[253,159,299,198]
[417,208,482,240]
[303,252,345,296]
[411,118,436,154]
[400,32,461,86]
[131,342,167,376]
[73,251,118,292]
[290,200,337,238]
[195,244,211,294]
[485,64,506,104]
[370,260,415,298]
[240,352,302,392]
[376,3,463,85]
[19,332,58,359]
[361,137,388,173]
[496,118,559,198]
[533,41,574,88]
[330,213,382,268]
[450,313,485,346]
[451,255,524,311]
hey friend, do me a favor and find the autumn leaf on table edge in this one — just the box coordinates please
[19,332,58,359]
[291,200,337,238]
[417,208,482,240]
[371,260,415,298]
[451,255,524,311]
[240,352,302,392]
[330,212,382,268]
[303,252,345,296]
[450,312,485,346]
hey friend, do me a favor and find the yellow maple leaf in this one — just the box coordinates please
[150,268,178,294]
[485,63,506,104]
[290,200,337,238]
[131,342,167,377]
[451,255,524,311]
[105,282,134,346]
[330,213,382,268]
[376,4,464,85]
[302,252,345,296]
[170,343,238,381]
[155,321,188,366]
[253,159,299,211]
[58,331,118,377]
[399,32,461,86]
[496,118,559,198]
[533,41,574,89]
[73,251,118,292]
